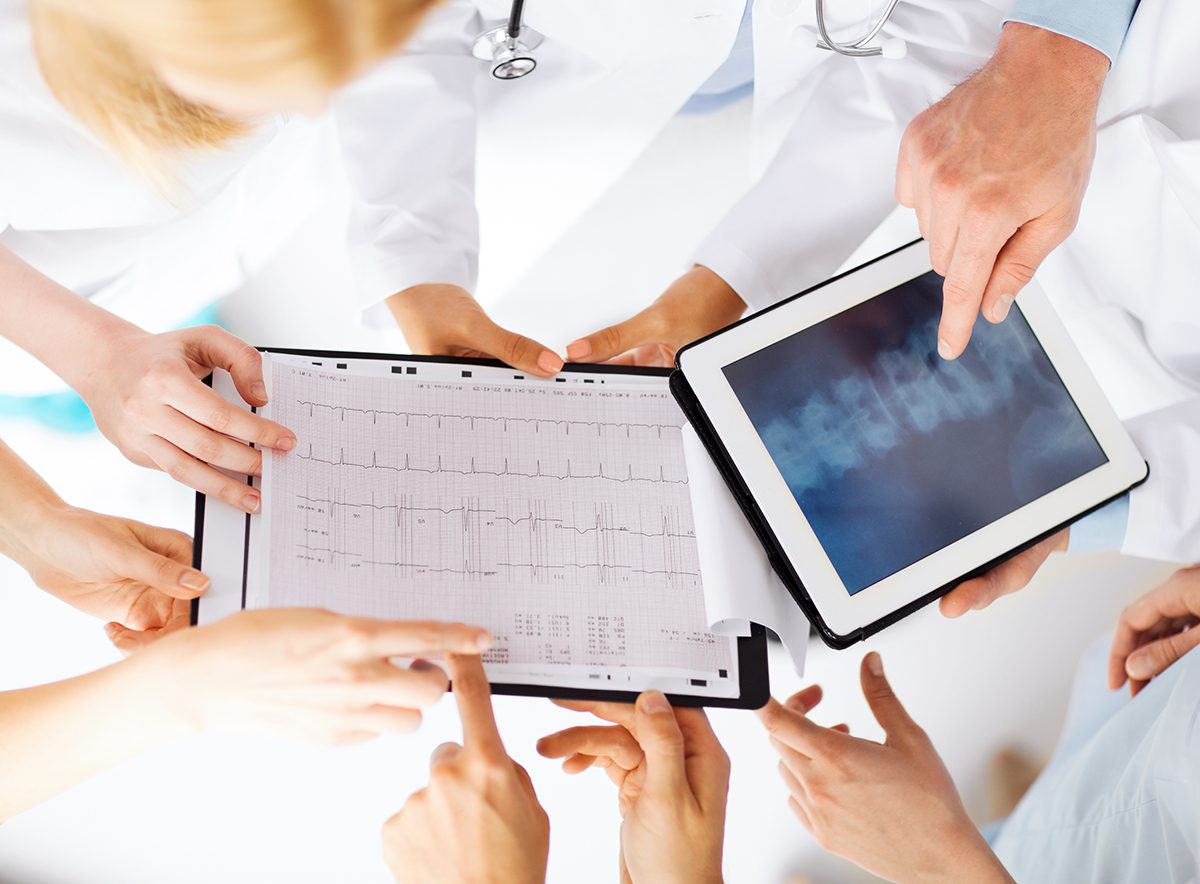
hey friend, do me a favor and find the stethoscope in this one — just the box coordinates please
[472,0,904,80]
[471,0,544,79]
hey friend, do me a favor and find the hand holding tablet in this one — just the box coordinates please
[673,240,1147,647]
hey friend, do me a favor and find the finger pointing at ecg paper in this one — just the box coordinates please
[895,23,1109,360]
[382,653,550,884]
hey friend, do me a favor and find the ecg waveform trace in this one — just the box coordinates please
[263,361,731,675]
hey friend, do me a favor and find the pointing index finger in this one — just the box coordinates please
[938,222,1011,359]
[448,653,506,759]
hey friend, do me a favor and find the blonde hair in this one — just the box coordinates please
[30,0,435,177]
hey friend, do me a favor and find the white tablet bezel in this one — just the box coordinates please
[678,241,1147,639]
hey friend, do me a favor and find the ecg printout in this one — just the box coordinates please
[254,354,737,697]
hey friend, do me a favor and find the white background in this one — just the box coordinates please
[0,99,1174,884]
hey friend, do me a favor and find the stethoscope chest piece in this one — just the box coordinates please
[472,24,544,79]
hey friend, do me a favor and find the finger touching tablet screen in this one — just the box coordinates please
[674,240,1147,647]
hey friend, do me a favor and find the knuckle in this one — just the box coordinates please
[941,278,978,308]
[207,405,233,434]
[166,459,192,484]
[930,169,964,202]
[195,436,222,463]
[337,619,375,653]
[1001,259,1037,286]
[600,325,625,354]
[235,343,261,368]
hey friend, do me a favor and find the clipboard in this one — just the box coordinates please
[192,347,769,709]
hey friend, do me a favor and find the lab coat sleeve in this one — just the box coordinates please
[1066,494,1129,555]
[1004,0,1140,63]
[331,0,482,328]
[690,61,903,311]
[1120,397,1200,564]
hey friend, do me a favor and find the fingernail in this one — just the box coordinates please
[937,337,955,360]
[244,491,261,513]
[1126,653,1152,680]
[537,351,564,374]
[180,571,209,591]
[251,382,268,402]
[474,631,493,653]
[276,436,296,452]
[640,691,672,715]
[566,339,591,360]
[991,294,1014,323]
[866,652,884,677]
[410,658,437,672]
[103,623,118,641]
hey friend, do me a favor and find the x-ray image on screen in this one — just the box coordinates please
[722,271,1108,595]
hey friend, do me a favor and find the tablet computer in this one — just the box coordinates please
[193,348,768,708]
[672,239,1148,648]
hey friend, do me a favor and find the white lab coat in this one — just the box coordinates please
[1027,0,1200,566]
[0,0,1004,391]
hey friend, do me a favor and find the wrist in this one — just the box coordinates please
[995,23,1109,95]
[915,824,1011,884]
[0,478,69,569]
[129,629,208,738]
[96,650,203,747]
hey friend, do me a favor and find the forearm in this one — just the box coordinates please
[0,655,191,820]
[0,441,67,567]
[0,245,139,394]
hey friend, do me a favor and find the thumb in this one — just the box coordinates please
[566,308,664,364]
[1125,629,1200,682]
[633,691,688,799]
[116,540,210,600]
[105,622,161,655]
[469,317,563,378]
[859,653,919,740]
[979,214,1069,324]
[187,326,268,407]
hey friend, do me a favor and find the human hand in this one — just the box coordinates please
[896,23,1109,359]
[565,266,745,367]
[537,692,729,884]
[79,325,295,514]
[1108,565,1200,696]
[138,610,491,745]
[388,283,563,377]
[760,654,1013,884]
[6,504,205,650]
[382,654,549,884]
[939,529,1068,618]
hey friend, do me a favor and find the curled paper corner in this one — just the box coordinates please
[681,422,811,676]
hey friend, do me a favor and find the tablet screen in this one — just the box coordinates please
[722,271,1107,596]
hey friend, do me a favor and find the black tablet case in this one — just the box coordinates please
[192,348,770,708]
[670,242,1150,649]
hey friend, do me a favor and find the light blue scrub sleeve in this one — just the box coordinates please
[1066,493,1130,555]
[1004,0,1140,63]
